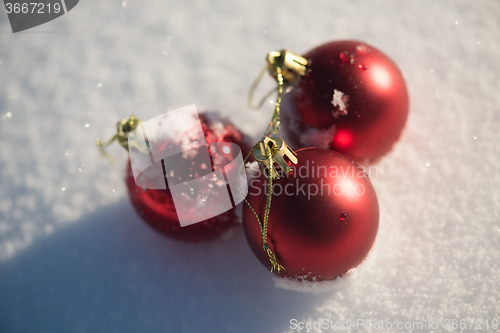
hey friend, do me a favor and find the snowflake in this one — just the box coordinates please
[331,89,349,118]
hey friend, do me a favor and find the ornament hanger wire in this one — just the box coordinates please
[247,66,279,111]
[96,115,142,163]
[247,50,308,137]
[239,49,308,273]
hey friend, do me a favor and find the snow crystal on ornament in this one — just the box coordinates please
[331,89,349,118]
[210,120,224,136]
[245,161,260,179]
[355,44,371,55]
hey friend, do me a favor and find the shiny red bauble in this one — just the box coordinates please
[281,40,409,162]
[243,148,379,281]
[126,111,251,242]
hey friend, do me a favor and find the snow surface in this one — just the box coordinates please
[1,0,500,332]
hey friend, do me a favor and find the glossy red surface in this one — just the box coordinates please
[126,112,251,242]
[243,148,379,280]
[281,40,409,162]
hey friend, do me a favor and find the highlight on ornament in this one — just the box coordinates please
[97,105,252,242]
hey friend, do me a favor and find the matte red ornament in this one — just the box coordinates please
[126,112,251,242]
[243,148,379,281]
[281,40,409,162]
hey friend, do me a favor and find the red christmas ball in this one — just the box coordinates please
[281,40,409,162]
[126,111,251,242]
[243,148,379,281]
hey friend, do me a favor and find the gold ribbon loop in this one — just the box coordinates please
[96,115,142,162]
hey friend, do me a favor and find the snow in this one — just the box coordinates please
[1,0,500,332]
[299,124,337,149]
[331,89,349,118]
[245,161,261,179]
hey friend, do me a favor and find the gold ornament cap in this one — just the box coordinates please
[254,136,298,180]
[266,50,308,83]
[96,115,143,162]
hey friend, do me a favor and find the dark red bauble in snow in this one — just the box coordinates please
[243,148,379,281]
[126,111,251,242]
[281,40,409,162]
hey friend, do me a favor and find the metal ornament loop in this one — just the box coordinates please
[266,50,308,83]
[96,115,143,162]
[247,50,308,111]
[254,136,298,180]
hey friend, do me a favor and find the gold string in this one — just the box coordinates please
[261,144,284,273]
[249,50,308,137]
[239,51,308,274]
[237,143,284,273]
[238,144,262,231]
[239,60,287,272]
[264,64,284,137]
[96,135,120,164]
[247,66,279,111]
